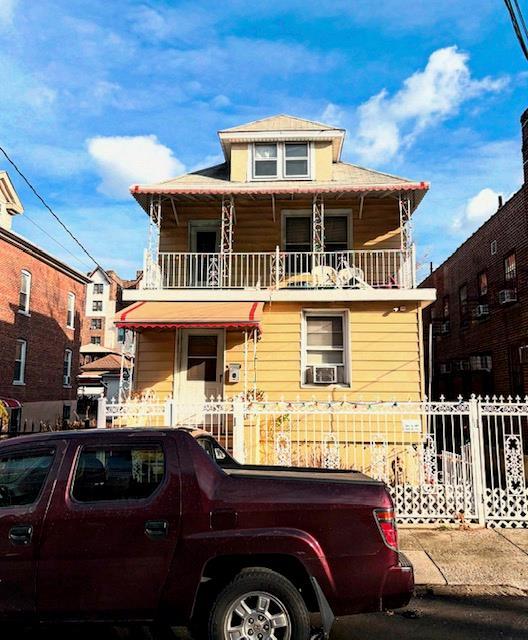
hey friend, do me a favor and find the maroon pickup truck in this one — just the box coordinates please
[0,428,413,639]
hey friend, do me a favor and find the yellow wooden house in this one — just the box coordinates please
[117,115,435,407]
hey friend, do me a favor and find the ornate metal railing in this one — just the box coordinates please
[141,247,415,290]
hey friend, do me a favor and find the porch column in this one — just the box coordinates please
[312,194,324,272]
[118,329,136,403]
[399,193,414,287]
[221,195,235,286]
[144,194,162,289]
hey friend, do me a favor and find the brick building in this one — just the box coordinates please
[0,171,90,430]
[421,108,528,398]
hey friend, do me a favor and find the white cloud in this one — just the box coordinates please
[0,0,18,28]
[87,135,185,199]
[211,94,231,108]
[451,188,502,233]
[341,46,508,164]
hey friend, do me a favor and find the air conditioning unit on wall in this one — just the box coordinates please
[473,304,489,319]
[470,355,492,372]
[499,289,517,304]
[312,365,337,384]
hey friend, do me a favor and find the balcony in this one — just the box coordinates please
[141,247,416,291]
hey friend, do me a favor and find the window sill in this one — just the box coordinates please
[17,310,30,317]
[66,325,75,331]
[63,385,72,389]
[301,384,351,390]
[251,176,313,182]
[12,381,25,386]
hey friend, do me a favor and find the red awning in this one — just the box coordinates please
[0,397,21,409]
[116,301,263,331]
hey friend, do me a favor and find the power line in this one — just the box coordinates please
[21,211,93,270]
[514,0,528,41]
[504,0,528,61]
[0,144,121,285]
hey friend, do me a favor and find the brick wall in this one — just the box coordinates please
[421,184,528,398]
[0,233,87,406]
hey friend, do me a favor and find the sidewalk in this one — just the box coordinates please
[400,528,528,591]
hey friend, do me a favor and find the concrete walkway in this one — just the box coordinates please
[400,528,528,591]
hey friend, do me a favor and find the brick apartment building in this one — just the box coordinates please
[421,108,528,398]
[0,171,90,431]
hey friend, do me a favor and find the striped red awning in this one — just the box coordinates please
[0,397,21,409]
[116,301,263,331]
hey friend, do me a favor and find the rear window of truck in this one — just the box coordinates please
[0,449,55,507]
[72,445,165,502]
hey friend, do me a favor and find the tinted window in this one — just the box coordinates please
[0,450,54,507]
[72,445,164,502]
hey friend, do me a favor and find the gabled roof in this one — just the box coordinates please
[81,353,123,372]
[218,113,345,161]
[131,160,428,211]
[220,114,341,133]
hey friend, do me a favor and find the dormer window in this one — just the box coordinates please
[252,142,311,180]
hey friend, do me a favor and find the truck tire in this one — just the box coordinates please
[208,567,310,640]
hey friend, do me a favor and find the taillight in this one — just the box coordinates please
[374,508,398,550]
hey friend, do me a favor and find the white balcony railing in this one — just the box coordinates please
[142,247,415,290]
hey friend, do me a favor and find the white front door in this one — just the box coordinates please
[179,329,224,402]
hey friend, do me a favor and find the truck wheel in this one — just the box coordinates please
[208,567,310,640]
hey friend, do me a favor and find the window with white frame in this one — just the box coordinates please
[303,312,348,385]
[93,283,104,295]
[91,318,102,330]
[92,300,103,312]
[253,142,311,180]
[19,270,31,314]
[90,336,101,345]
[67,293,75,328]
[63,349,72,386]
[13,339,27,384]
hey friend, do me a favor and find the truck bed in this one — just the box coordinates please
[224,464,382,485]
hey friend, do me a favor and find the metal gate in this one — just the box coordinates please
[99,395,528,527]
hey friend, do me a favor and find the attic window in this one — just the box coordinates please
[252,142,311,180]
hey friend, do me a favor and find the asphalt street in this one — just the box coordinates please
[8,587,528,640]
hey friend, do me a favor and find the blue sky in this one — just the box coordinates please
[1,0,527,279]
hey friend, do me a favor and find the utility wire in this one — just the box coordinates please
[0,144,121,285]
[504,0,528,61]
[514,0,528,41]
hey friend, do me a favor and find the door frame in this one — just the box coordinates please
[174,328,225,402]
[188,220,221,253]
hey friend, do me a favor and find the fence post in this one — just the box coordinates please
[96,397,107,429]
[469,395,486,526]
[164,398,174,427]
[232,399,245,464]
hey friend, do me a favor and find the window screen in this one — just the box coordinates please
[325,216,348,251]
[285,216,311,252]
[0,449,54,507]
[72,445,165,502]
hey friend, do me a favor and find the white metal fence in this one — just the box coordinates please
[142,247,414,290]
[98,395,528,528]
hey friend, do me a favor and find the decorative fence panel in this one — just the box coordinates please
[98,395,528,528]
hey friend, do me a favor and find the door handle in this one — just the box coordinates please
[144,520,169,540]
[9,525,33,546]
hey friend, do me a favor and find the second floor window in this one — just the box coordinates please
[19,270,31,314]
[91,318,102,330]
[13,339,27,384]
[283,213,349,253]
[253,142,311,180]
[117,327,126,343]
[459,284,468,324]
[478,271,488,298]
[92,300,103,312]
[63,349,72,386]
[93,283,104,294]
[504,252,517,285]
[91,336,101,345]
[67,293,75,329]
